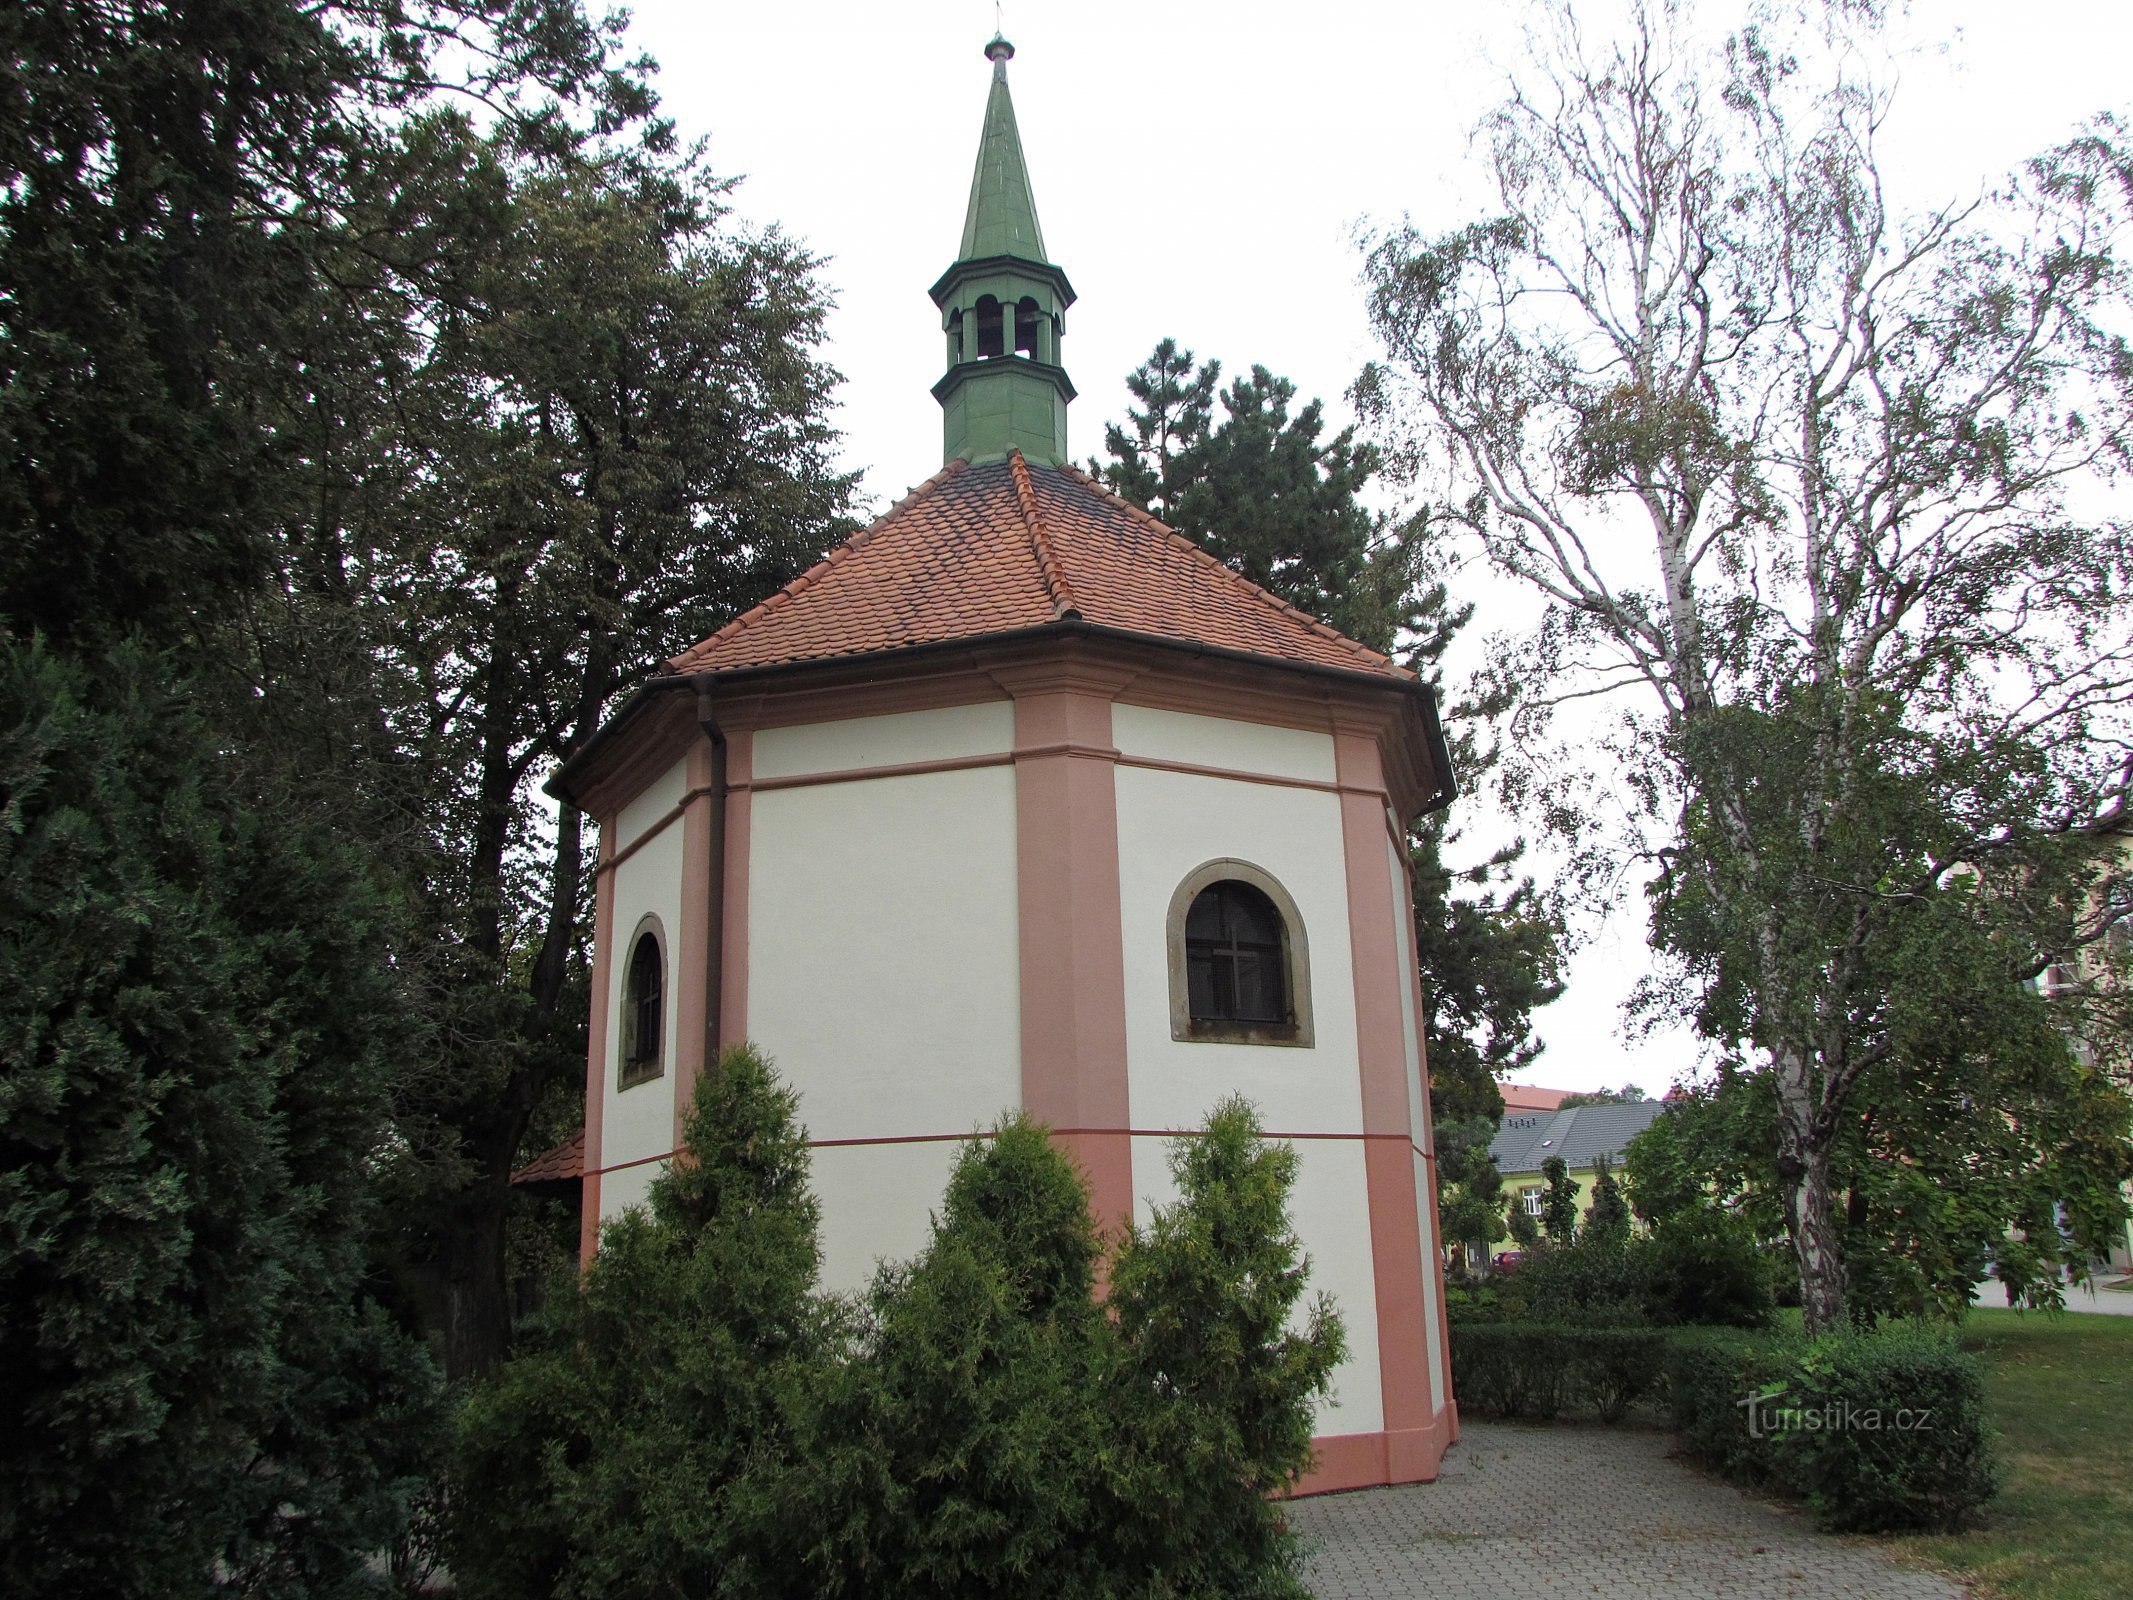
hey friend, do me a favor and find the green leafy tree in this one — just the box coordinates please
[1506,1199,1542,1250]
[1359,0,2133,1330]
[1583,1153,1631,1248]
[0,642,439,1596]
[1620,1087,1771,1232]
[1560,1085,1646,1108]
[1626,1021,2133,1324]
[264,119,858,1379]
[0,0,650,652]
[1538,1156,1580,1245]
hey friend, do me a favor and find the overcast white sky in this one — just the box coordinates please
[618,0,2133,1093]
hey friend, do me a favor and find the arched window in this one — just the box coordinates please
[1014,296,1041,357]
[947,307,965,364]
[619,921,666,1088]
[1186,880,1287,1022]
[975,295,1004,358]
[1166,860,1314,1046]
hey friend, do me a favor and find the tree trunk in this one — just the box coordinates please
[439,1168,512,1383]
[530,801,582,1018]
[1774,1058,1847,1334]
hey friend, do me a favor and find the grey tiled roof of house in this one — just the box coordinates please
[1490,1100,1669,1176]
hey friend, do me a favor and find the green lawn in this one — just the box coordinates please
[1892,1309,2133,1600]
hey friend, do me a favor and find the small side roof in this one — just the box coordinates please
[511,1126,584,1190]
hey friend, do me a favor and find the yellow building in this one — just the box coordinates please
[1490,1100,1668,1239]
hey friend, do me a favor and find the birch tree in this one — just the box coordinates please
[1359,0,2133,1331]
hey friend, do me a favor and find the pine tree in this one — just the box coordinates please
[1096,337,1221,523]
[1096,342,1415,650]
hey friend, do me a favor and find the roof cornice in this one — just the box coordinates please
[928,252,1076,309]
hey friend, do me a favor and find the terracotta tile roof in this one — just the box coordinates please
[511,1126,584,1187]
[666,453,1405,679]
[1500,1084,1573,1114]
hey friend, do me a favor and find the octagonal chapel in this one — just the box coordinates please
[547,36,1460,1492]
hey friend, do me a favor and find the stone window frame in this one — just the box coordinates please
[618,914,668,1091]
[1166,858,1314,1048]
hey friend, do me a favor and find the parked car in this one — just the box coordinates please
[1492,1250,1525,1275]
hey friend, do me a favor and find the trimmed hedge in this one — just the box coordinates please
[1666,1327,1809,1486]
[1666,1325,1998,1532]
[1450,1324,1668,1423]
[1462,1221,1775,1332]
[1458,1319,1997,1531]
[1788,1326,2001,1533]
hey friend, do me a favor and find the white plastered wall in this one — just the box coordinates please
[1388,830,1445,1413]
[599,756,689,1222]
[753,700,1013,780]
[599,1156,664,1221]
[1113,726,1385,1439]
[614,756,688,853]
[748,732,1021,1294]
[1113,702,1337,783]
[810,1140,966,1292]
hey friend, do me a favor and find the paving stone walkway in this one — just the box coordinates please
[1292,1421,1965,1599]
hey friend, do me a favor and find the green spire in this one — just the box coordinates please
[930,35,1076,467]
[959,35,1047,262]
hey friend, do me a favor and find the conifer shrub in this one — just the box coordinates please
[451,1044,828,1600]
[804,1115,1116,1599]
[452,1067,1343,1597]
[1505,1198,1542,1249]
[1537,1154,1581,1242]
[0,642,439,1597]
[1582,1153,1631,1246]
[1107,1097,1346,1597]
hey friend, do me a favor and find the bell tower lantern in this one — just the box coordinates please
[929,35,1077,466]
